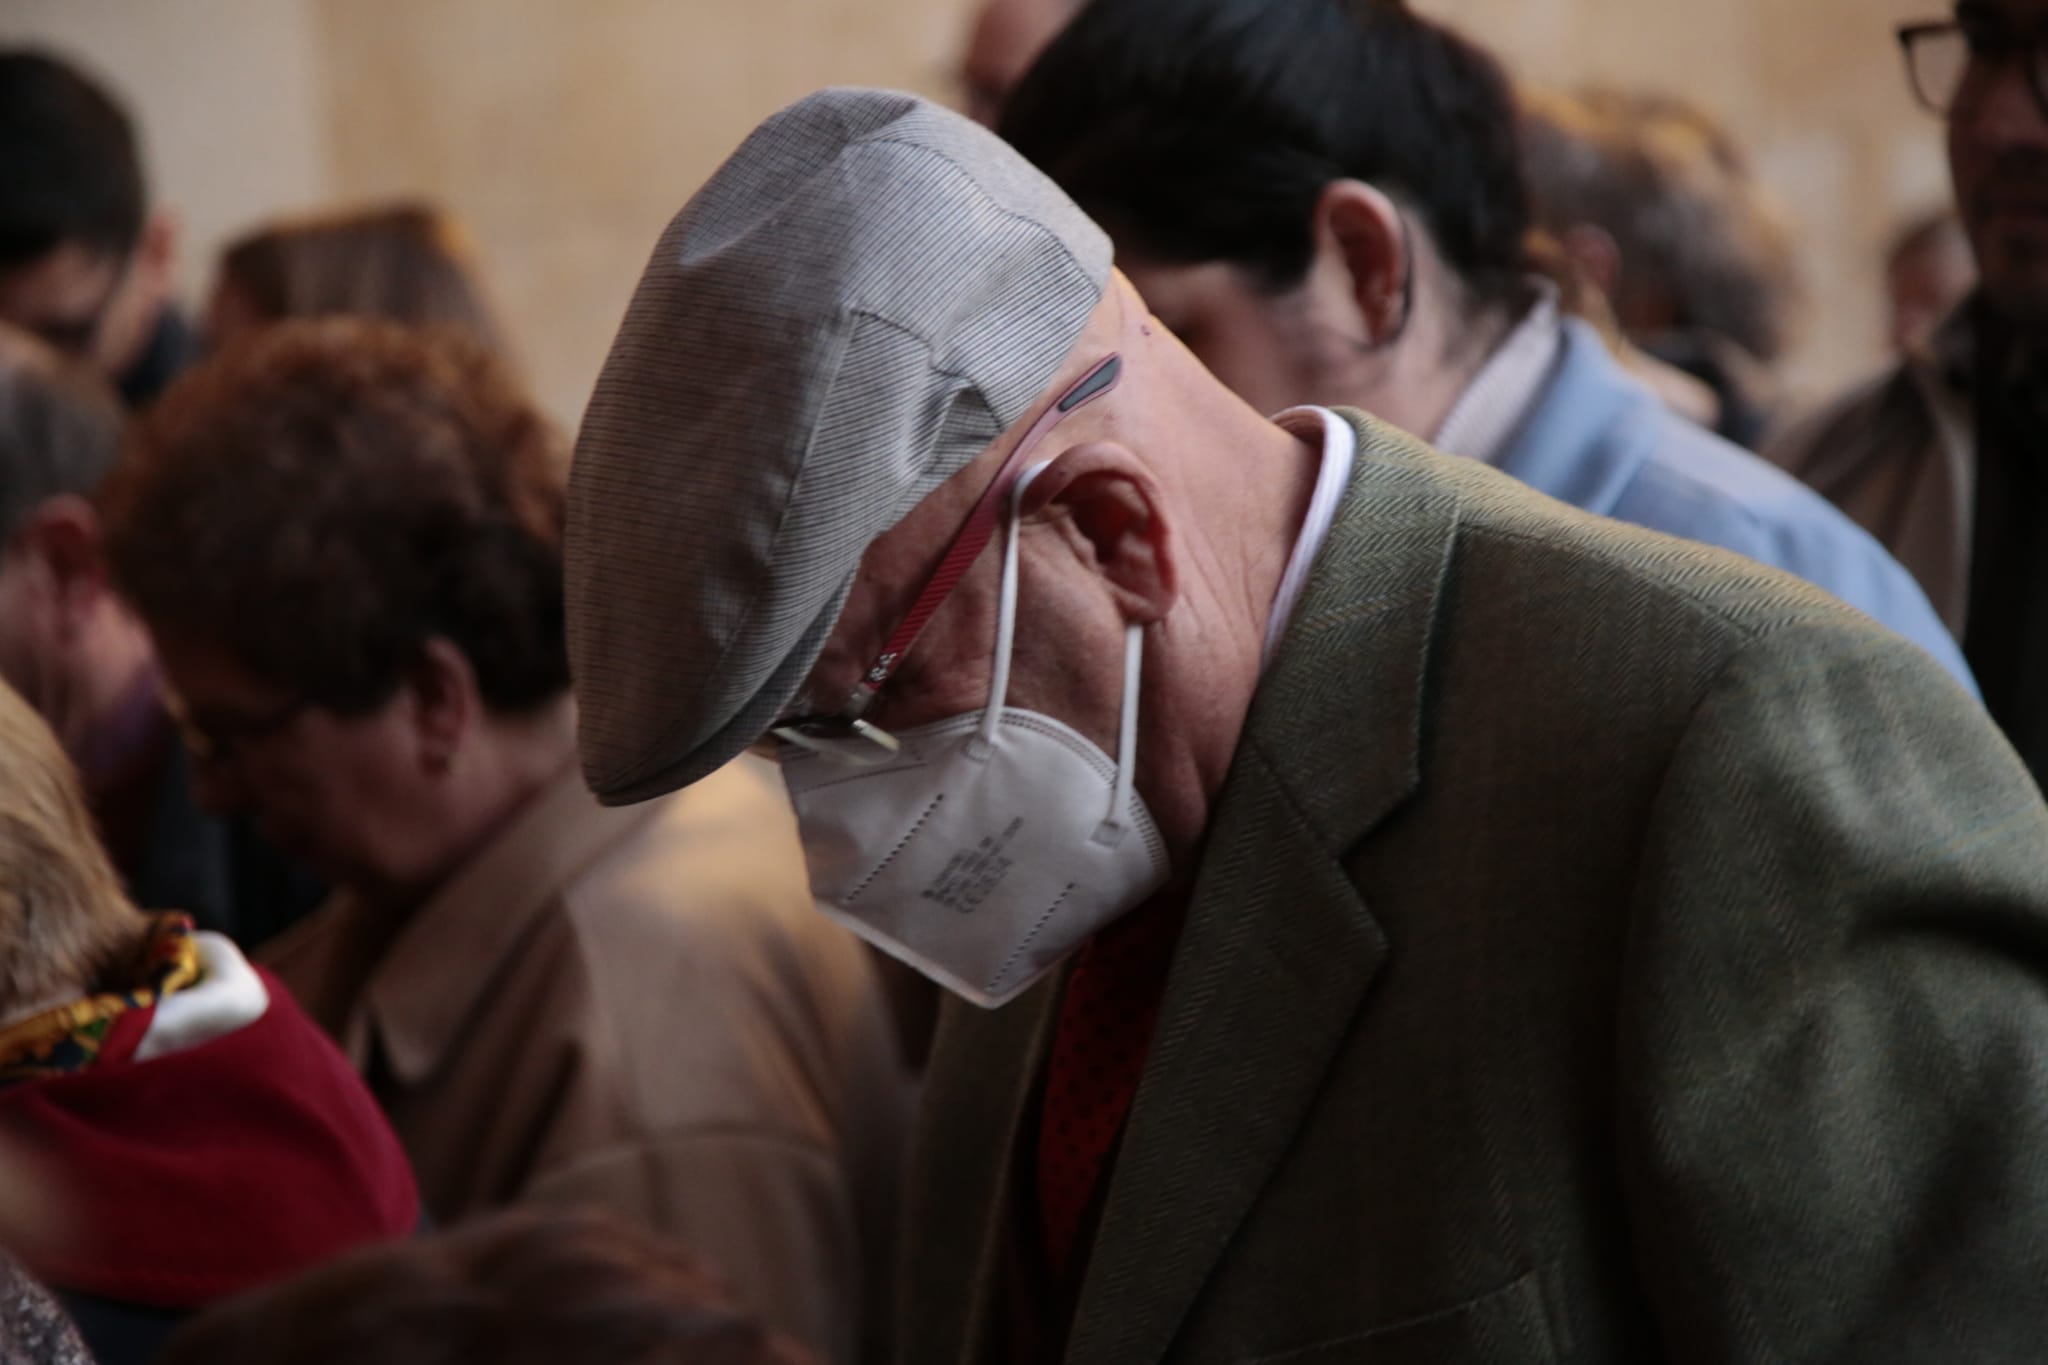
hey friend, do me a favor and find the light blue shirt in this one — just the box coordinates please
[1473,317,1976,694]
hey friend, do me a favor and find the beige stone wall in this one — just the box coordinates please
[311,0,973,421]
[0,0,332,323]
[6,0,1955,422]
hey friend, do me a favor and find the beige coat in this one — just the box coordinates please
[263,753,912,1365]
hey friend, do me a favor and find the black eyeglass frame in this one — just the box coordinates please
[1898,16,2048,121]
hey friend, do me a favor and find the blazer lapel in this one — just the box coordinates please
[898,972,1064,1365]
[1065,410,1461,1365]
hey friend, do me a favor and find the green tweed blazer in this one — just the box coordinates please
[898,409,2048,1364]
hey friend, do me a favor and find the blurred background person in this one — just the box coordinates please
[956,0,1077,125]
[957,0,1731,442]
[3,0,1937,440]
[999,0,1969,684]
[209,201,511,359]
[160,1207,817,1365]
[0,322,323,947]
[0,678,418,1365]
[97,319,912,1365]
[0,50,191,408]
[1885,206,1977,356]
[1519,85,1801,448]
[1771,0,2048,789]
[0,1253,93,1365]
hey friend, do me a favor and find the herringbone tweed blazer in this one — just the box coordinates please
[898,408,2048,1365]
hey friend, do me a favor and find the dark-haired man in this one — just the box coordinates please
[999,0,1972,688]
[1772,0,2048,789]
[0,49,192,407]
[571,85,2048,1365]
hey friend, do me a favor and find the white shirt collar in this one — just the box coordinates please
[1432,283,1565,467]
[1261,405,1357,669]
[135,931,270,1062]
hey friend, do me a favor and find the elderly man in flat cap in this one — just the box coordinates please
[569,89,2048,1365]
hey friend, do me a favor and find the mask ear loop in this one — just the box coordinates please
[1092,621,1144,848]
[973,459,1056,759]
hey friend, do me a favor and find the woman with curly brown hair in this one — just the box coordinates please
[98,318,911,1365]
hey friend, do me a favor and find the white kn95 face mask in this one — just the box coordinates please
[778,462,1170,1008]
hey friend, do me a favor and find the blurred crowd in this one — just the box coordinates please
[2,0,2047,1362]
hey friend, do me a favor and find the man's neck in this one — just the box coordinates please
[1349,290,1524,446]
[367,697,581,916]
[1132,386,1323,868]
[1431,291,1562,466]
[1441,289,1527,392]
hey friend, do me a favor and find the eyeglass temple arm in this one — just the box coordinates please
[842,353,1125,713]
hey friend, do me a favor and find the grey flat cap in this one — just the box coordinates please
[566,87,1111,805]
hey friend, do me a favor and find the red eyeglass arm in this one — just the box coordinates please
[848,353,1124,707]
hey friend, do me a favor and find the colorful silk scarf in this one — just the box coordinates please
[0,914,202,1085]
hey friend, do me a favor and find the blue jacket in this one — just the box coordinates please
[1495,319,1976,692]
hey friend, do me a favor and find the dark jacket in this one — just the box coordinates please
[1765,307,1973,636]
[124,736,326,949]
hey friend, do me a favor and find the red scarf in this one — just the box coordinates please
[0,957,418,1308]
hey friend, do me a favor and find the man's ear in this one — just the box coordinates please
[1313,179,1410,346]
[403,638,479,776]
[1018,443,1177,625]
[11,497,115,636]
[135,208,181,289]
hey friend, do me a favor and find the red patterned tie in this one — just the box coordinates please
[1036,898,1184,1279]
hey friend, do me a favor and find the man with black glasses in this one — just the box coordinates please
[1774,0,2048,787]
[997,0,1971,693]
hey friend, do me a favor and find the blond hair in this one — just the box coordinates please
[0,682,140,1017]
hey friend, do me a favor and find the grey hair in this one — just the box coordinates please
[0,323,124,547]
